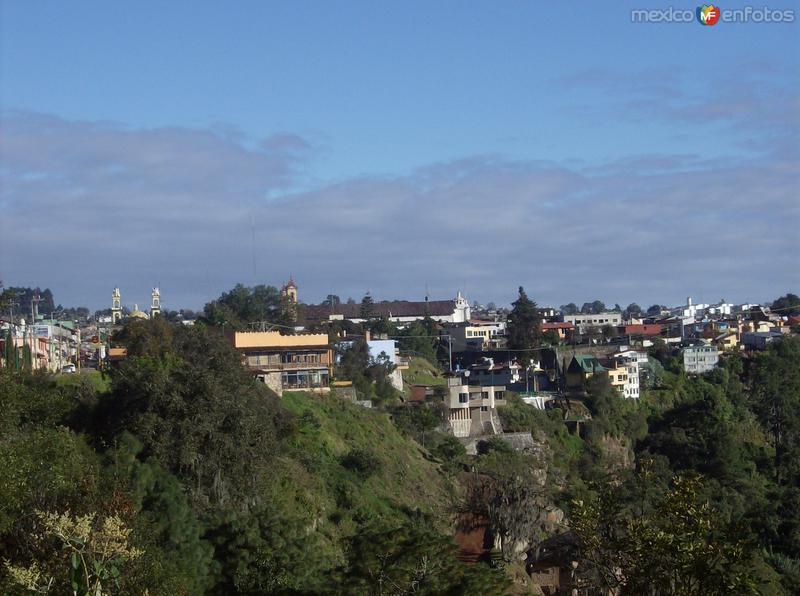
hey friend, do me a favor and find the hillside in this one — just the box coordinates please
[277,390,459,546]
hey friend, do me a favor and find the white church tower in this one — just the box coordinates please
[453,290,471,323]
[150,287,161,318]
[111,288,122,324]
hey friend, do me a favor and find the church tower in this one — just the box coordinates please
[111,288,122,324]
[150,287,161,318]
[280,277,298,323]
[453,290,471,323]
[281,276,298,304]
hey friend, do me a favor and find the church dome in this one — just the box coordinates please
[129,304,149,320]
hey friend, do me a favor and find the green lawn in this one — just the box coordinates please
[402,356,446,386]
[54,368,111,393]
[278,390,458,538]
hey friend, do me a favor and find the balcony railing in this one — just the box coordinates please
[246,361,330,371]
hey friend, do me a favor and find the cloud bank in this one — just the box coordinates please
[1,95,798,311]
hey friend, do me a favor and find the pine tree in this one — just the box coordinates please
[359,293,376,321]
[506,286,542,364]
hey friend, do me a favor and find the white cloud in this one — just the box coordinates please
[1,109,797,311]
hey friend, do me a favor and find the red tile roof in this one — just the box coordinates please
[622,324,662,335]
[541,322,574,330]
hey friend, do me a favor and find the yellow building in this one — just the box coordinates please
[606,360,629,395]
[226,329,332,396]
[714,332,739,352]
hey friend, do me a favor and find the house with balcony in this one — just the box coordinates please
[463,357,521,386]
[562,312,623,334]
[608,353,640,399]
[444,320,507,352]
[441,376,506,438]
[226,330,332,396]
[681,344,719,374]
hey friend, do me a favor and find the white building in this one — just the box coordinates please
[443,320,507,351]
[563,312,623,333]
[464,358,521,386]
[682,345,719,374]
[614,348,649,366]
[610,352,641,399]
[677,297,709,319]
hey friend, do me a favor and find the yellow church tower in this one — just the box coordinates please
[280,277,298,322]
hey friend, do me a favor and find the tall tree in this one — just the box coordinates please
[771,293,800,314]
[359,293,376,321]
[560,302,579,315]
[507,287,542,364]
[322,294,341,307]
[625,303,642,318]
[571,472,762,595]
[750,336,800,486]
[202,283,286,329]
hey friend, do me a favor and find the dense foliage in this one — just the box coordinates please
[0,319,506,594]
[497,337,800,593]
[3,296,799,593]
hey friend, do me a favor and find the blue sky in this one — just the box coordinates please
[1,1,798,310]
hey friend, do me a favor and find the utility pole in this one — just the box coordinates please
[445,334,455,373]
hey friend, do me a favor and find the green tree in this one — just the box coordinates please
[625,303,642,318]
[770,293,800,314]
[571,472,763,595]
[750,336,800,486]
[201,283,287,329]
[322,294,341,307]
[334,519,510,595]
[100,320,291,512]
[507,286,543,363]
[359,293,376,321]
[560,302,579,315]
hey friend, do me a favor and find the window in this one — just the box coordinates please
[496,391,505,400]
[480,406,489,412]
[458,393,468,403]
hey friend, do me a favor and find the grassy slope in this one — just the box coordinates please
[53,368,111,392]
[274,391,459,561]
[401,356,446,399]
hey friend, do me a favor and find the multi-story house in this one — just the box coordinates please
[441,377,506,438]
[464,357,521,386]
[609,353,640,399]
[444,320,507,352]
[681,345,719,374]
[227,330,332,396]
[562,312,623,334]
[565,354,605,389]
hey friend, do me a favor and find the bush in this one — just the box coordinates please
[431,434,467,462]
[477,436,513,456]
[339,448,382,479]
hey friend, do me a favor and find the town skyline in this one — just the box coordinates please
[2,2,798,312]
